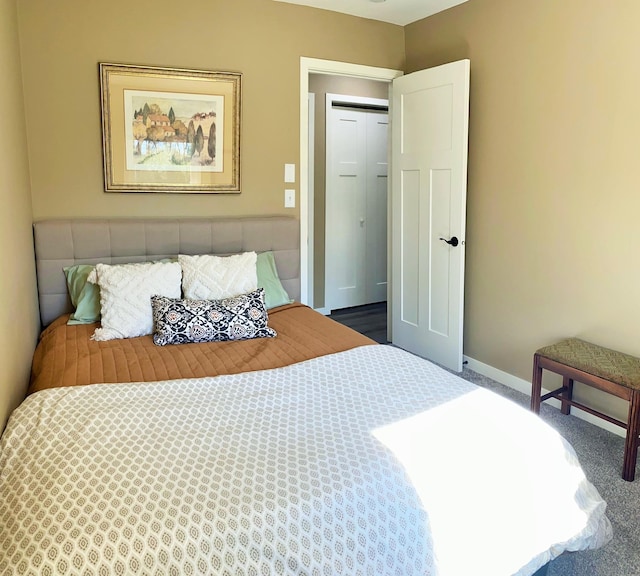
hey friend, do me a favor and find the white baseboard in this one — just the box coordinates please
[463,355,625,438]
[314,307,331,316]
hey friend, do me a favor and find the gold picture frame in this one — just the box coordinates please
[100,63,241,193]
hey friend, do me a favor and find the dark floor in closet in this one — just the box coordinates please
[328,301,388,344]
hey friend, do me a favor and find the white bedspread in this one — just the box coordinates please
[0,345,611,575]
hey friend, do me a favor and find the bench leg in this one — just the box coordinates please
[623,390,640,482]
[560,376,574,415]
[531,353,542,413]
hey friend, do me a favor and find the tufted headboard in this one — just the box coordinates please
[33,217,300,327]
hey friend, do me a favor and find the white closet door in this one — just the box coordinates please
[326,97,389,312]
[326,106,367,310]
[365,111,388,304]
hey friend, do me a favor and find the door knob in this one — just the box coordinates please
[439,236,459,247]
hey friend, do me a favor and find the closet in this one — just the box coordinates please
[325,94,388,311]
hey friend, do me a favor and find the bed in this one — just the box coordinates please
[0,217,612,576]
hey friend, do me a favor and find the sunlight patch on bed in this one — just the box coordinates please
[372,388,595,575]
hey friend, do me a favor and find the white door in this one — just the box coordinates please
[365,112,389,304]
[325,95,388,311]
[391,59,470,372]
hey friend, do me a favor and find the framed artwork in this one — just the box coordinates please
[99,63,241,193]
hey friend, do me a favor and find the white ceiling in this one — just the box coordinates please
[272,0,468,26]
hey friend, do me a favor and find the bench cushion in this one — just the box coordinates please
[536,338,640,390]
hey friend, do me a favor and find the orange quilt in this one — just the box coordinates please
[30,303,376,394]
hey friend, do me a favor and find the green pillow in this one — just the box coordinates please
[257,251,292,310]
[63,264,101,324]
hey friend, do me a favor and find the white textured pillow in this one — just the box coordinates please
[88,261,182,341]
[179,252,258,300]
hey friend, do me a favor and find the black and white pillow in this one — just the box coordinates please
[151,288,276,346]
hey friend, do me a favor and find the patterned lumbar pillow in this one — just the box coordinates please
[151,288,277,346]
[179,252,257,300]
[88,261,182,341]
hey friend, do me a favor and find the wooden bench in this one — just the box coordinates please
[531,338,640,481]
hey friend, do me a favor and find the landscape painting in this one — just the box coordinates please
[100,63,241,193]
[124,90,224,172]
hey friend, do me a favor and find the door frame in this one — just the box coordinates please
[298,58,403,311]
[307,92,316,310]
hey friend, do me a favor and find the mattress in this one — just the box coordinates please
[29,302,374,393]
[1,345,611,576]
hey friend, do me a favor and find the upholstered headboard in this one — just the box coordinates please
[33,217,300,327]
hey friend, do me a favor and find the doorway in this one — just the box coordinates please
[300,58,469,371]
[300,57,403,313]
[300,59,402,327]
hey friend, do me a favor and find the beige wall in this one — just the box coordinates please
[0,0,40,429]
[309,75,390,309]
[17,0,404,220]
[406,0,640,419]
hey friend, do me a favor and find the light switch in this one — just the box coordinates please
[284,164,296,183]
[284,189,296,208]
